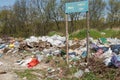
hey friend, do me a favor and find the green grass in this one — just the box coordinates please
[90,29,102,39]
[82,72,101,80]
[69,29,86,39]
[69,29,120,39]
[15,69,44,80]
[48,31,64,36]
[102,29,120,38]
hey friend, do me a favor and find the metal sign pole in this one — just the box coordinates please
[65,14,69,64]
[86,11,90,62]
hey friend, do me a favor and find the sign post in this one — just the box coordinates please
[65,14,69,64]
[85,11,90,62]
[65,0,89,64]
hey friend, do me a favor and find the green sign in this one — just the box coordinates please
[65,0,88,13]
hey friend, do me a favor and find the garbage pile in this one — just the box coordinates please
[0,35,120,69]
[90,37,120,68]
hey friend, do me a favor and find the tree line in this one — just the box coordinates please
[0,0,120,37]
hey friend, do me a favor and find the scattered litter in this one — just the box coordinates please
[0,34,120,80]
[0,62,3,65]
[27,55,39,68]
[74,70,84,78]
[84,68,90,73]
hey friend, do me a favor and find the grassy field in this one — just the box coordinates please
[48,29,120,39]
[69,29,120,39]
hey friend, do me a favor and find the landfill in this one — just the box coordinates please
[0,35,120,79]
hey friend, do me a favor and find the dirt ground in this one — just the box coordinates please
[87,58,120,80]
[1,53,120,80]
[0,54,49,80]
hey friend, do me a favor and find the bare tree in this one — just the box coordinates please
[107,0,120,28]
[89,0,106,29]
[13,0,28,37]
